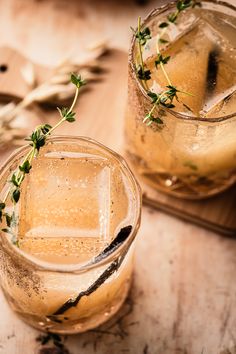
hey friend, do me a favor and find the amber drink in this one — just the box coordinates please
[126,0,236,198]
[0,137,141,334]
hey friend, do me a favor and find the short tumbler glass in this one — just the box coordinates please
[0,136,141,334]
[125,0,236,199]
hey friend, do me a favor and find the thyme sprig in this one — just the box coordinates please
[0,73,86,244]
[132,17,151,90]
[134,0,198,126]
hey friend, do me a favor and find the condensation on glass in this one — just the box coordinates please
[0,136,141,334]
[126,0,236,199]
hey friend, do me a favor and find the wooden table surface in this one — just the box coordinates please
[0,1,236,353]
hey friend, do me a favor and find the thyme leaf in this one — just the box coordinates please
[155,54,170,67]
[134,26,151,45]
[133,0,197,126]
[0,73,86,245]
[137,65,151,81]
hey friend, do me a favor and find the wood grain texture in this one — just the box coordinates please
[0,46,51,102]
[0,1,236,354]
[143,183,236,236]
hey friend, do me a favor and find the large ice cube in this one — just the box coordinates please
[201,86,236,118]
[17,143,132,264]
[145,9,236,117]
[147,21,214,115]
[19,150,111,240]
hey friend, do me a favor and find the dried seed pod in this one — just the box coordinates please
[0,44,107,148]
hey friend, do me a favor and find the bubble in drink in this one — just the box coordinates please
[0,138,140,334]
[145,6,236,117]
[126,1,236,198]
[18,143,133,264]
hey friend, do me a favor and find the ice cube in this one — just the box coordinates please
[200,16,236,110]
[145,9,236,117]
[19,149,111,240]
[17,143,132,264]
[142,10,199,61]
[200,9,236,49]
[201,86,236,118]
[146,20,214,115]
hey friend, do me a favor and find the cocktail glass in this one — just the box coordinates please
[126,0,236,199]
[0,136,141,334]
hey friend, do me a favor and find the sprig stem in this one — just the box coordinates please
[45,116,66,137]
[134,0,198,126]
[137,17,149,91]
[156,33,172,87]
[69,87,79,112]
[45,87,79,137]
[0,73,86,244]
[3,148,33,203]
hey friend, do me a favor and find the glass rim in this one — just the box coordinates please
[0,136,142,273]
[129,0,236,123]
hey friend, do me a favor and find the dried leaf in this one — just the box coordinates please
[21,62,36,88]
[0,42,108,148]
[0,102,16,123]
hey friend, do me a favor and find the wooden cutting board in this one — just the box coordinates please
[0,46,236,236]
[0,46,50,102]
[142,183,236,236]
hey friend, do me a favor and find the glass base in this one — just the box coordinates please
[127,152,236,200]
[3,278,132,335]
[141,172,236,200]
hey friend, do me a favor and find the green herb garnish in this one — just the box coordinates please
[184,161,198,171]
[133,0,199,126]
[0,73,86,244]
[132,16,151,91]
